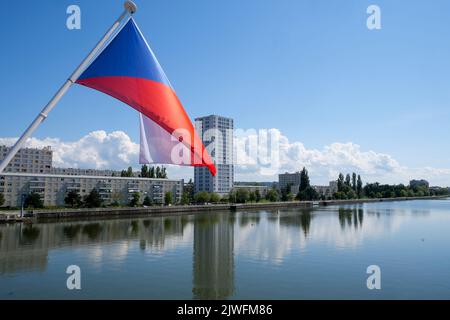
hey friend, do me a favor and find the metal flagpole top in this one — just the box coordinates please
[124,1,138,14]
[0,0,139,174]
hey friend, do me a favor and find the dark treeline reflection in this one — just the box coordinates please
[278,210,313,237]
[338,208,364,230]
[0,215,193,274]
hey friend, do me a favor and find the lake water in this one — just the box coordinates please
[1,199,450,300]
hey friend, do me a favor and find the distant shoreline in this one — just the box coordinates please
[0,195,447,223]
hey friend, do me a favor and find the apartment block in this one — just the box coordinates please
[0,146,183,207]
[194,115,234,196]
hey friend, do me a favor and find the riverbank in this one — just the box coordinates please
[0,195,447,223]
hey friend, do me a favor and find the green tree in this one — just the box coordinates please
[347,189,357,199]
[64,190,82,208]
[236,188,249,203]
[281,187,293,202]
[228,191,237,203]
[296,186,319,201]
[129,192,141,207]
[210,193,221,203]
[337,173,345,192]
[286,192,295,201]
[24,192,44,209]
[249,191,256,202]
[149,167,155,178]
[156,166,161,179]
[121,167,134,177]
[0,193,5,207]
[84,189,103,208]
[333,191,346,200]
[195,191,210,204]
[357,175,363,198]
[265,189,279,202]
[345,174,351,187]
[143,195,153,206]
[180,180,193,205]
[299,167,310,193]
[181,191,190,205]
[352,173,357,191]
[254,190,261,202]
[141,165,149,178]
[296,168,318,201]
[127,166,133,177]
[409,180,429,193]
[164,191,173,205]
[161,167,168,179]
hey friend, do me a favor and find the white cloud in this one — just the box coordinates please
[234,128,450,186]
[0,131,139,170]
[1,129,450,186]
[234,128,406,184]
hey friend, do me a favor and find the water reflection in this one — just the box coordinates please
[193,213,234,299]
[0,200,440,299]
[0,216,189,274]
[279,210,312,237]
[21,225,41,245]
[63,225,81,239]
[338,208,364,230]
[82,223,103,240]
[0,207,388,277]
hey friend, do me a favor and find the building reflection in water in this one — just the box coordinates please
[0,206,382,290]
[192,213,235,300]
[0,216,188,275]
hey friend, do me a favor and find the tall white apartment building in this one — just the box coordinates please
[194,115,234,196]
[0,146,183,207]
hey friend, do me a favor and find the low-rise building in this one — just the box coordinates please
[232,185,269,197]
[313,181,338,199]
[279,171,339,199]
[278,172,301,192]
[0,145,183,207]
[0,173,183,208]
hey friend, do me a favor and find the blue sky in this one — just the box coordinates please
[1,0,450,183]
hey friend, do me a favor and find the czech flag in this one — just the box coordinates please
[76,18,216,176]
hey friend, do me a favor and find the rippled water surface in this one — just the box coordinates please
[1,199,450,299]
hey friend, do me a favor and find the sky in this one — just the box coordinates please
[1,0,450,185]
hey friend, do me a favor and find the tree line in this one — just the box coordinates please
[117,165,168,179]
[334,172,363,199]
[2,167,449,210]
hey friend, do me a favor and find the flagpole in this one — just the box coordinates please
[0,1,138,174]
